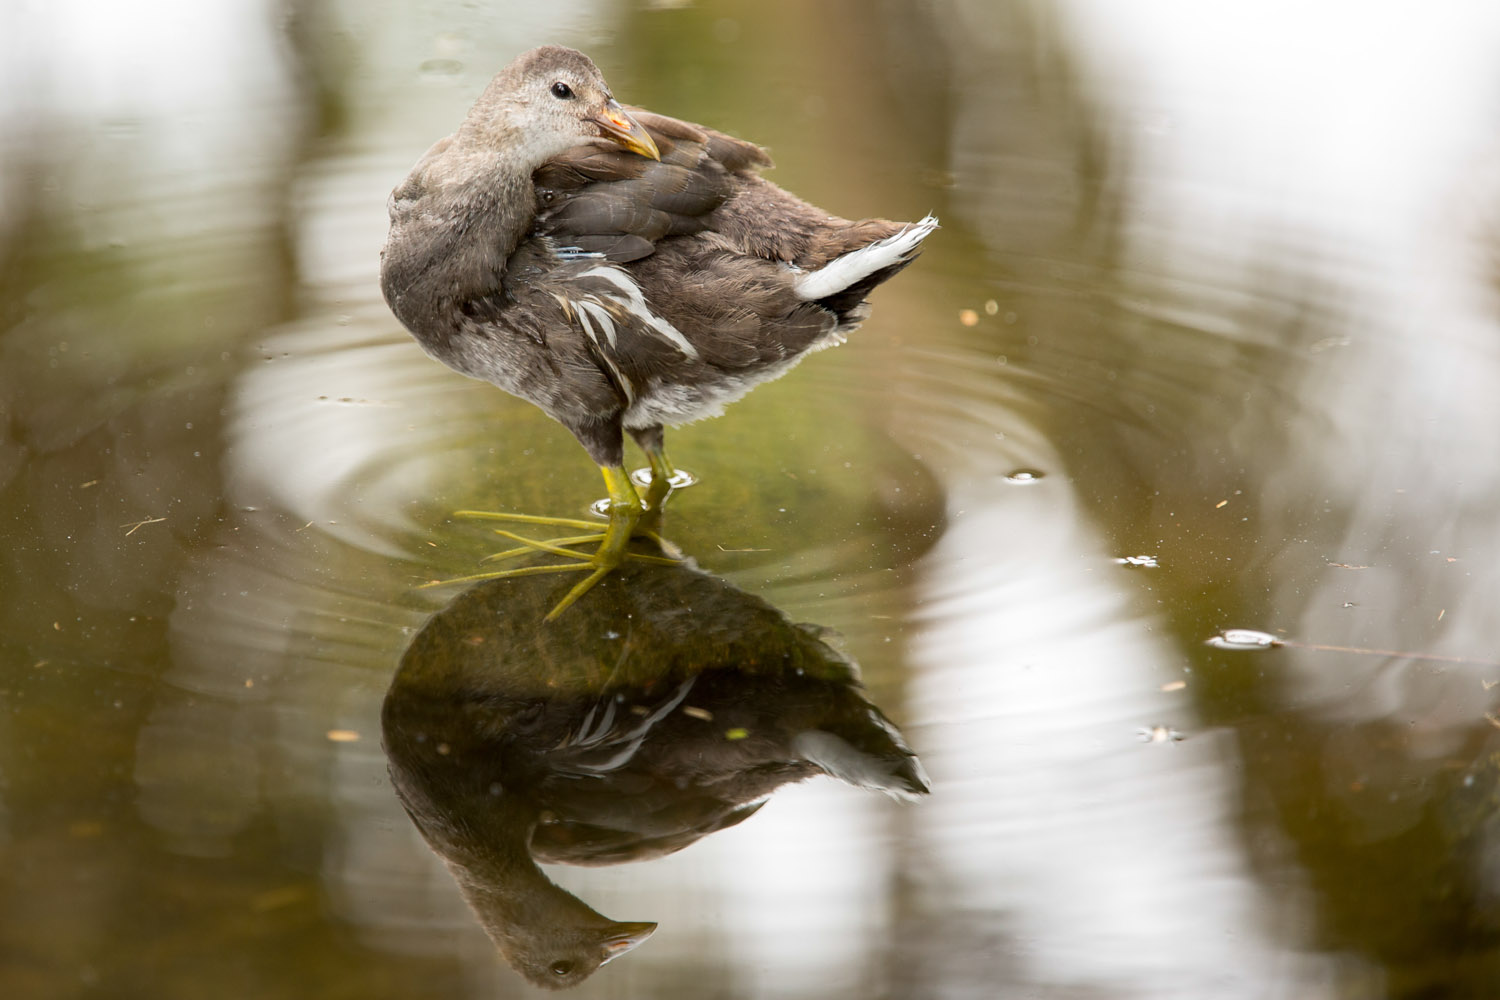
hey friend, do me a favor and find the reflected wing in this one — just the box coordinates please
[531,800,768,866]
[548,678,697,775]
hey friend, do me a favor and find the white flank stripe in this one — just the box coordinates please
[578,265,700,358]
[793,214,939,302]
[569,300,634,400]
[577,300,618,349]
[574,301,598,343]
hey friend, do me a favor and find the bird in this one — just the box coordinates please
[380,45,937,617]
[382,554,928,988]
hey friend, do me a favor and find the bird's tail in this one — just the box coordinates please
[792,214,939,302]
[792,721,932,801]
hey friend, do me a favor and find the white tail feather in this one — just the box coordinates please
[793,214,938,302]
[792,729,931,801]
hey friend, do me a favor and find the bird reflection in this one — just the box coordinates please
[382,551,929,989]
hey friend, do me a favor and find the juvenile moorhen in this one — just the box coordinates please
[381,45,937,616]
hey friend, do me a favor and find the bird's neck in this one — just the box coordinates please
[436,796,613,946]
[379,137,536,335]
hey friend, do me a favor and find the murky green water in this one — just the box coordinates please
[6,1,1500,997]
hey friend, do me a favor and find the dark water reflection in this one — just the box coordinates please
[384,559,926,988]
[5,1,1500,997]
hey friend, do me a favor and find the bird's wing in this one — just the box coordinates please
[527,250,839,385]
[531,109,772,263]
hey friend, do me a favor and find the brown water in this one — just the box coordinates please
[5,1,1500,997]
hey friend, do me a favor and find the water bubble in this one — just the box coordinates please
[1004,469,1045,484]
[629,467,698,489]
[1204,628,1281,651]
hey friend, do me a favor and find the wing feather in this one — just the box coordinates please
[531,111,772,264]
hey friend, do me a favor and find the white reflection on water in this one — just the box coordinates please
[901,403,1319,996]
[4,0,298,236]
[1069,2,1500,733]
[906,0,1500,994]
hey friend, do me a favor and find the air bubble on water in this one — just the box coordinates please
[1004,469,1044,484]
[1204,628,1281,651]
[629,467,697,489]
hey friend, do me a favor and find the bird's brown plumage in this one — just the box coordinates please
[380,45,936,470]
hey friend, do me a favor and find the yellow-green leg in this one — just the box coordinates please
[639,441,676,515]
[546,465,643,620]
[431,464,676,620]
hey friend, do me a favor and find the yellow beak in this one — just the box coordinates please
[594,101,660,161]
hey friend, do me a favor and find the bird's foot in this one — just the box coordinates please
[425,473,678,619]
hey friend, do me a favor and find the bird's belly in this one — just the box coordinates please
[621,353,812,430]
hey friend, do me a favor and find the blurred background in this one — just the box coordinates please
[5,0,1500,997]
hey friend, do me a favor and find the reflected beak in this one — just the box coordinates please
[594,101,660,161]
[598,921,657,965]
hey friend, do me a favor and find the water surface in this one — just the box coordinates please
[5,1,1500,997]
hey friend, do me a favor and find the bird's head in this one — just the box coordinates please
[495,916,658,990]
[467,45,660,167]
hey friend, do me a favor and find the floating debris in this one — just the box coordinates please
[1003,469,1045,484]
[1205,628,1281,651]
[1114,554,1159,568]
[1160,680,1187,693]
[1138,725,1184,744]
[326,729,361,743]
[121,515,166,536]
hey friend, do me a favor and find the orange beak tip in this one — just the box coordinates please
[596,108,660,161]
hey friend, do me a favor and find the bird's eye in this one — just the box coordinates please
[550,81,574,100]
[549,960,575,977]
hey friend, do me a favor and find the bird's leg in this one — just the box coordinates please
[640,444,676,516]
[628,424,677,516]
